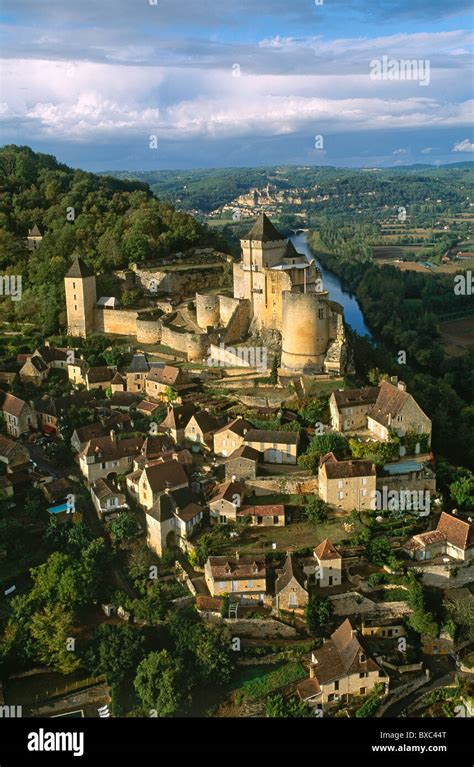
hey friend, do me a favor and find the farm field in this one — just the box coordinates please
[439,316,474,357]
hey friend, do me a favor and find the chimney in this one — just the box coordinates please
[231,474,237,482]
[390,375,398,385]
[397,381,407,392]
[110,429,116,444]
[387,413,392,427]
[235,550,240,560]
[309,664,316,679]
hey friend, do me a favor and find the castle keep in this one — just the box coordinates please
[65,213,350,375]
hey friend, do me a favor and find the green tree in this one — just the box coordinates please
[305,594,334,634]
[29,604,80,674]
[109,512,139,544]
[134,650,187,716]
[304,496,330,523]
[87,624,147,684]
[265,693,311,717]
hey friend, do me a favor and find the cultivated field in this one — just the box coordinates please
[439,316,474,356]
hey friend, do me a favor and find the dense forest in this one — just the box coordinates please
[308,230,474,472]
[0,145,231,333]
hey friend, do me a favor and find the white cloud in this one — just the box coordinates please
[421,146,433,153]
[393,148,408,154]
[452,138,474,152]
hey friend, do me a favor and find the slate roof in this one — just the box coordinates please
[0,393,28,417]
[81,435,144,462]
[142,460,188,493]
[188,410,220,434]
[300,619,380,688]
[275,554,307,594]
[126,354,149,374]
[227,445,261,462]
[244,429,300,446]
[86,366,114,384]
[209,479,245,505]
[332,387,379,409]
[160,403,196,431]
[65,256,95,279]
[368,380,419,429]
[320,453,376,479]
[207,555,266,580]
[91,477,123,501]
[28,224,42,237]
[214,417,253,437]
[237,504,285,517]
[246,213,286,243]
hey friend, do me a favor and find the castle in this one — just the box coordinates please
[65,213,350,376]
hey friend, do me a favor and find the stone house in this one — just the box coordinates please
[125,353,150,393]
[146,487,203,557]
[19,355,49,387]
[330,379,431,446]
[329,387,379,432]
[213,416,253,457]
[404,512,474,562]
[184,410,220,449]
[68,359,89,386]
[225,445,261,481]
[243,428,300,464]
[136,459,189,510]
[308,538,343,588]
[85,366,115,391]
[318,452,376,511]
[90,477,128,517]
[70,414,132,453]
[236,503,285,527]
[145,365,193,403]
[110,372,126,393]
[205,554,267,603]
[296,619,388,708]
[208,479,246,524]
[274,554,308,613]
[78,434,145,484]
[0,435,29,471]
[35,391,95,434]
[159,403,197,444]
[0,393,37,438]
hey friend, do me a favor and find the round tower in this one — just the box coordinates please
[280,291,330,374]
[195,293,219,330]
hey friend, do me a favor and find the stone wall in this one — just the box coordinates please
[136,318,162,344]
[223,618,298,638]
[222,298,251,345]
[246,475,317,496]
[94,308,138,336]
[160,322,208,361]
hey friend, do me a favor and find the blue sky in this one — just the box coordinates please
[0,0,472,170]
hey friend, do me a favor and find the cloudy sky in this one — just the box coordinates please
[0,0,473,170]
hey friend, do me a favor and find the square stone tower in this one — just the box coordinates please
[65,256,97,337]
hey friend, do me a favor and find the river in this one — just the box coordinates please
[290,232,372,338]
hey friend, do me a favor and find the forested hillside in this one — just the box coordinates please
[0,145,230,333]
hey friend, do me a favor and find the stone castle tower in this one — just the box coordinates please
[65,256,97,338]
[233,213,350,375]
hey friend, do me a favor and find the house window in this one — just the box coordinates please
[219,582,226,589]
[338,491,344,500]
[248,580,254,588]
[219,515,227,524]
[318,309,324,319]
[289,593,297,607]
[231,581,238,592]
[360,653,366,662]
[338,480,343,489]
[334,680,339,691]
[101,463,106,469]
